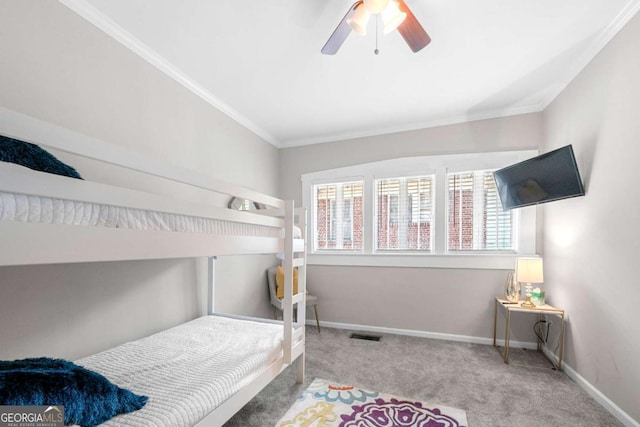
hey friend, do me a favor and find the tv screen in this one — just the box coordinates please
[493,145,585,210]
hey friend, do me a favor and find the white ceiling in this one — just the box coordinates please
[62,0,640,148]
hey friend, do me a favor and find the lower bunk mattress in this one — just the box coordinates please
[75,315,284,426]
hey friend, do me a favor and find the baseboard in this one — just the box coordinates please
[541,347,639,427]
[305,319,639,427]
[306,319,539,350]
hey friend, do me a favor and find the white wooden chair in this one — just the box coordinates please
[266,266,320,333]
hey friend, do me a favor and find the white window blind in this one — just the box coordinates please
[375,176,433,251]
[313,181,364,251]
[447,170,513,251]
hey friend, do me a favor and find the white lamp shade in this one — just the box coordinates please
[382,1,406,34]
[363,0,391,14]
[348,3,370,35]
[516,257,544,283]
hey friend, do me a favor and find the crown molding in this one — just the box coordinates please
[58,0,279,146]
[536,0,640,111]
[281,0,640,148]
[277,103,545,148]
[58,0,640,150]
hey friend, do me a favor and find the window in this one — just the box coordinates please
[448,171,513,251]
[302,151,537,269]
[375,176,433,251]
[313,181,363,251]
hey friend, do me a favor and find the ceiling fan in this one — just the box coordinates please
[321,0,431,55]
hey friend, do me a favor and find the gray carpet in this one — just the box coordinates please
[224,326,622,427]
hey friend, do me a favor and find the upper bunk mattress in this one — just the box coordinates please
[0,192,280,237]
[75,315,284,427]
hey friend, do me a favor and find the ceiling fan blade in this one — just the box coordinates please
[321,1,362,55]
[396,0,431,52]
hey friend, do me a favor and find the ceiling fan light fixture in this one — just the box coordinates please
[347,3,370,35]
[321,0,430,55]
[363,0,390,14]
[382,0,407,34]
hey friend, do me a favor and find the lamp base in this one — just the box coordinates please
[521,296,536,308]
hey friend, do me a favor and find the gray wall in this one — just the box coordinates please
[280,113,543,201]
[2,1,637,422]
[0,1,278,360]
[542,10,640,423]
[280,113,543,341]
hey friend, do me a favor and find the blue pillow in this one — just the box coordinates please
[0,135,82,179]
[0,357,147,427]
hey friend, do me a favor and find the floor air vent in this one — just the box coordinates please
[349,333,381,342]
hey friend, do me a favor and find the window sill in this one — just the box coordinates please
[307,253,517,270]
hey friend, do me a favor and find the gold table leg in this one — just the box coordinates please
[504,307,511,364]
[558,312,565,371]
[493,298,498,347]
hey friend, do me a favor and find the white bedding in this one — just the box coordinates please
[0,191,280,237]
[0,192,118,227]
[75,316,284,427]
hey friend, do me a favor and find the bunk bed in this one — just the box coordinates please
[0,108,307,426]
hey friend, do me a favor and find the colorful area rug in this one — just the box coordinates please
[276,378,468,427]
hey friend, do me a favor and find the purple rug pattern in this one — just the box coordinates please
[276,378,467,427]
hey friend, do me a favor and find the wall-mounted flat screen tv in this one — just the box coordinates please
[493,145,585,210]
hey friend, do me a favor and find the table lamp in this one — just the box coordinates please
[516,257,544,308]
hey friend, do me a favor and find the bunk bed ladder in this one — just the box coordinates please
[282,201,307,383]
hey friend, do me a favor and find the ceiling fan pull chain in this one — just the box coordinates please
[375,14,380,55]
